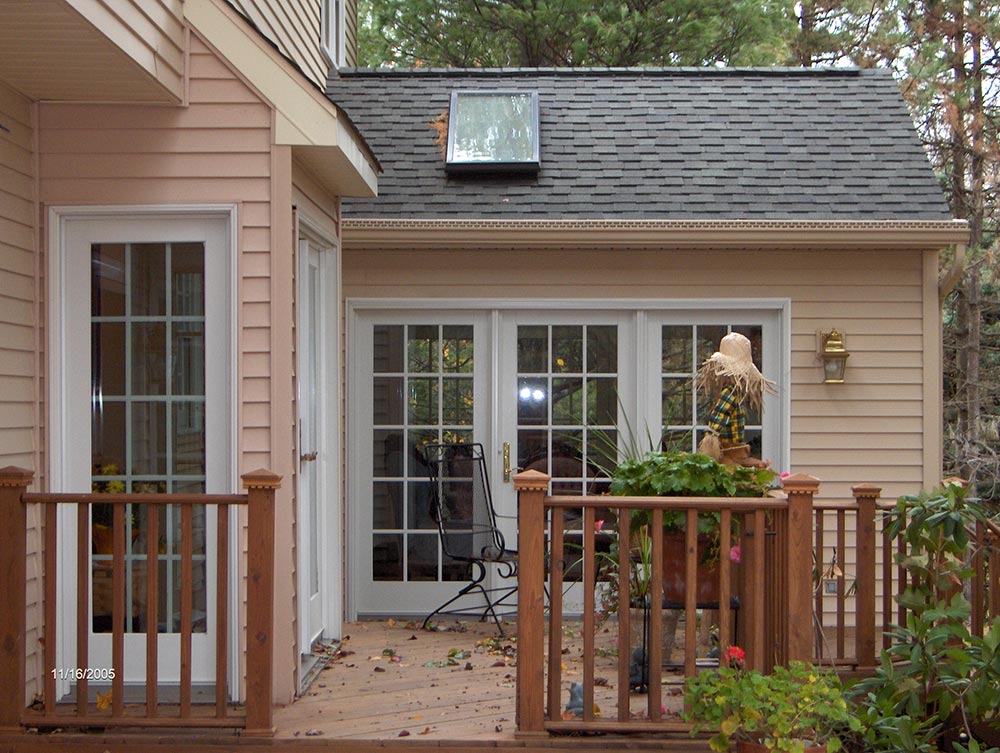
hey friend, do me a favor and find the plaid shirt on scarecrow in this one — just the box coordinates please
[705,384,745,446]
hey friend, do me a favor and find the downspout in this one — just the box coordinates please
[939,243,967,303]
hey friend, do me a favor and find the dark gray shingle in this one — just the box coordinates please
[327,67,952,221]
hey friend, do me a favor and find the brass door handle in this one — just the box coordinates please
[300,452,317,463]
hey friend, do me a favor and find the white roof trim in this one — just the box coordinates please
[186,0,378,198]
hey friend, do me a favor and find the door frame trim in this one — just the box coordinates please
[47,204,240,696]
[295,215,341,646]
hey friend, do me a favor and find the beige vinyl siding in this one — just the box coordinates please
[229,0,327,89]
[0,79,44,706]
[343,245,937,504]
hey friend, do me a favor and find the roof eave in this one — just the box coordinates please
[342,218,970,250]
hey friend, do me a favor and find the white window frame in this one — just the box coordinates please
[322,0,347,69]
[47,204,240,698]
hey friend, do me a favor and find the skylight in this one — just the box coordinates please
[446,91,540,173]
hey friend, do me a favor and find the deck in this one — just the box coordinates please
[277,618,691,741]
[2,619,707,753]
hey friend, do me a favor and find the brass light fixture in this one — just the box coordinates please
[820,329,849,383]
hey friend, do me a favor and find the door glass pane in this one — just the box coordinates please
[371,323,475,582]
[90,241,207,635]
[515,324,617,493]
[662,323,765,457]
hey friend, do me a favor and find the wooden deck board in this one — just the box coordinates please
[274,619,690,742]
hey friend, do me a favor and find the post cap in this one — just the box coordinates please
[781,473,820,493]
[513,469,551,491]
[241,469,282,489]
[0,466,35,487]
[851,483,882,499]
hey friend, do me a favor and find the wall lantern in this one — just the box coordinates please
[820,329,849,383]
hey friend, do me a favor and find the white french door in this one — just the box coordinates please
[348,311,491,617]
[347,301,787,619]
[50,208,233,696]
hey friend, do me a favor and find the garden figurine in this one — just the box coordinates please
[697,332,775,467]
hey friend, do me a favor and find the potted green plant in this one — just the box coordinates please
[609,451,777,603]
[684,647,861,753]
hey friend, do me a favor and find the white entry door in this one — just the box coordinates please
[297,235,337,649]
[51,208,233,694]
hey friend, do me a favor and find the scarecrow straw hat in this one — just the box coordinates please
[697,332,776,411]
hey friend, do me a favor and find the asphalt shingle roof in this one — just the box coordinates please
[327,67,953,221]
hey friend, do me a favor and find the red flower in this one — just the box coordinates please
[724,645,746,668]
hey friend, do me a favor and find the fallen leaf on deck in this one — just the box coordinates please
[495,724,503,732]
[594,677,609,686]
[387,618,396,626]
[398,730,410,737]
[96,690,112,710]
[464,662,474,670]
[373,666,386,673]
[491,661,506,667]
[305,729,323,736]
[418,726,431,735]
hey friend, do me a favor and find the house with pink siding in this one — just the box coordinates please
[1,0,375,708]
[0,0,971,738]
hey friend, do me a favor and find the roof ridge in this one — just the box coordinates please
[335,65,873,78]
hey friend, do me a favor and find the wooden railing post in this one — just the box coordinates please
[0,467,33,732]
[514,469,550,737]
[782,474,820,664]
[242,469,281,737]
[852,484,881,668]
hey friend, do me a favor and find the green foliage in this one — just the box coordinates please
[609,451,778,530]
[358,0,795,67]
[684,660,861,753]
[851,481,1000,753]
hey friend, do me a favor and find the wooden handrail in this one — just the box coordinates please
[0,465,280,735]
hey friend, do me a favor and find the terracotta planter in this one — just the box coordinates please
[737,740,826,753]
[661,531,720,605]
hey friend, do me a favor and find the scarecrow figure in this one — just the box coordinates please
[697,332,775,467]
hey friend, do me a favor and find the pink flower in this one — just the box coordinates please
[729,544,741,563]
[595,519,605,533]
[780,472,790,479]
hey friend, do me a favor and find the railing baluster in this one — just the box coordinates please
[836,510,846,658]
[718,508,732,656]
[582,507,595,723]
[750,508,766,671]
[814,509,825,660]
[616,507,630,723]
[546,508,564,724]
[683,508,697,678]
[972,521,985,636]
[77,502,89,716]
[180,503,193,718]
[881,509,893,650]
[648,510,663,721]
[111,504,125,717]
[216,504,228,718]
[146,505,159,716]
[43,504,57,715]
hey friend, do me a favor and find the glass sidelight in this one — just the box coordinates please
[90,241,208,634]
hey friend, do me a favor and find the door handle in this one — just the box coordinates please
[503,442,512,482]
[300,451,317,463]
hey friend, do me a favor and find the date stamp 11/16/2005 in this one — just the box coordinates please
[50,667,116,681]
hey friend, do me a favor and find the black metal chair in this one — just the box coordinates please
[421,442,518,635]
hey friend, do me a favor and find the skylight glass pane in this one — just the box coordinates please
[448,91,539,167]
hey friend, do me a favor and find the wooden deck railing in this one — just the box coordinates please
[514,470,819,735]
[0,467,280,736]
